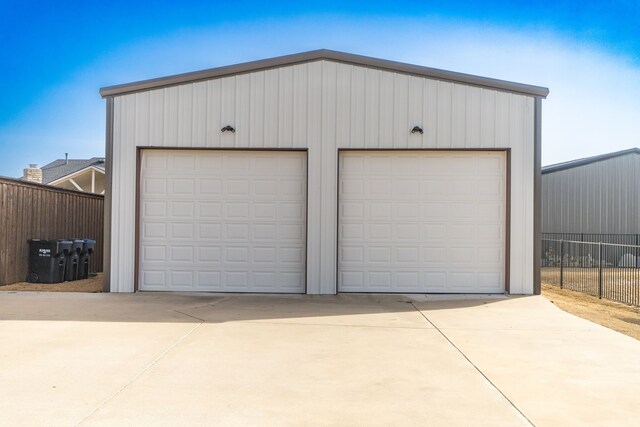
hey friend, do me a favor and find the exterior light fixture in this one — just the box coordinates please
[221,125,235,133]
[411,126,424,134]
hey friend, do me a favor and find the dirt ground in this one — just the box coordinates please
[541,267,639,305]
[542,283,640,340]
[0,273,104,293]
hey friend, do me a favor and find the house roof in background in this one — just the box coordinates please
[542,148,640,174]
[100,49,550,98]
[41,157,105,184]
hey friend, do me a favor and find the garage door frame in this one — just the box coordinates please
[336,148,511,294]
[134,147,309,293]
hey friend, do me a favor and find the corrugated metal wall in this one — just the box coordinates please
[542,154,640,233]
[109,60,536,294]
[0,177,104,286]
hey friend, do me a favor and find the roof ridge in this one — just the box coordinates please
[100,49,549,98]
[542,148,640,174]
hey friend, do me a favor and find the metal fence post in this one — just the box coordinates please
[560,239,564,289]
[598,242,603,299]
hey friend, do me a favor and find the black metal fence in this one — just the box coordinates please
[542,232,640,246]
[541,239,640,306]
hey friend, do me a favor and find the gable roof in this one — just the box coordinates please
[100,49,549,98]
[542,148,640,174]
[41,158,105,184]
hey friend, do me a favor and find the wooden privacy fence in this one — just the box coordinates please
[0,177,104,286]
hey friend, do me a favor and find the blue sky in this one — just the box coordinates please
[1,1,639,176]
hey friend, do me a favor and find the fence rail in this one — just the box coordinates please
[0,177,104,286]
[543,232,640,246]
[542,238,640,306]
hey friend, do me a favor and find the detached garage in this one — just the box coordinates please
[100,49,548,294]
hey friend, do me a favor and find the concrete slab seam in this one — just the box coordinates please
[172,296,234,321]
[172,309,207,322]
[74,322,203,426]
[409,302,535,427]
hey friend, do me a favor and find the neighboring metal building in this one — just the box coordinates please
[100,49,548,295]
[542,148,640,234]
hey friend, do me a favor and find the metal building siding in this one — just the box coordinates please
[109,60,535,294]
[542,154,640,234]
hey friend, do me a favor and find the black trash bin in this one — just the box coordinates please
[78,239,96,280]
[27,239,73,283]
[64,240,85,281]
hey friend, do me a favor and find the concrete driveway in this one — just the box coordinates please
[0,292,638,426]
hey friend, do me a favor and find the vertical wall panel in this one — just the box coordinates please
[220,76,236,148]
[234,73,251,147]
[278,67,294,148]
[436,81,452,148]
[249,72,265,147]
[465,86,481,147]
[305,61,323,293]
[542,154,640,234]
[111,97,122,290]
[148,90,164,146]
[364,68,380,149]
[263,69,279,147]
[220,76,238,147]
[162,86,179,146]
[509,94,525,294]
[378,71,394,148]
[320,61,338,294]
[480,89,496,148]
[423,79,438,147]
[495,92,510,148]
[392,73,409,148]
[407,76,424,149]
[110,60,536,294]
[206,79,222,147]
[335,64,351,147]
[292,64,308,147]
[451,85,466,147]
[192,81,208,146]
[134,91,150,147]
[177,84,193,147]
[350,66,366,148]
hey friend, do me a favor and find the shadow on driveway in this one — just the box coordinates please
[0,291,516,323]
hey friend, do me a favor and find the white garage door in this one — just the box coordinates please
[338,151,506,293]
[139,150,307,292]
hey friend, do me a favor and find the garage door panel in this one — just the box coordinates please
[198,247,221,263]
[143,201,167,218]
[140,150,306,292]
[339,151,505,293]
[279,224,305,240]
[143,222,167,239]
[170,223,194,239]
[197,271,221,288]
[340,271,364,289]
[145,152,168,169]
[198,223,221,239]
[171,178,195,195]
[196,154,222,169]
[198,178,223,195]
[171,154,196,169]
[143,246,166,262]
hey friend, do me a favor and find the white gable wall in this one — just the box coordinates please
[109,60,535,294]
